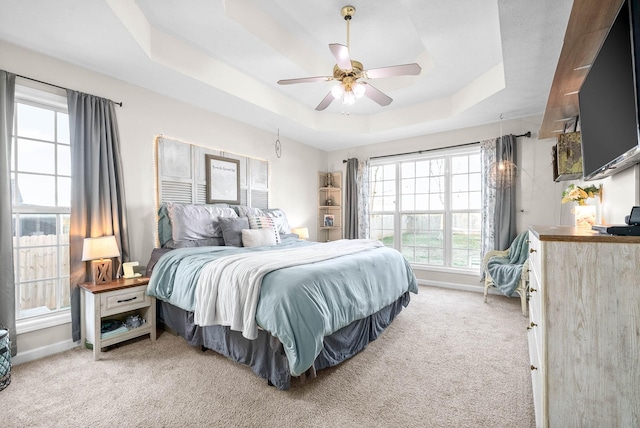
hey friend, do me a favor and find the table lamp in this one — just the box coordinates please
[291,227,309,240]
[82,235,120,284]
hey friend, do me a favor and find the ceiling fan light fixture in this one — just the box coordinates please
[342,90,356,105]
[352,82,366,99]
[331,84,345,99]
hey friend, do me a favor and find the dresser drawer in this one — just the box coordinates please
[101,285,151,316]
[527,232,541,278]
[528,267,542,323]
[528,326,543,428]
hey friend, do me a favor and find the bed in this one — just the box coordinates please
[146,202,418,390]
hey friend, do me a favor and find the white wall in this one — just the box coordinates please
[1,40,326,358]
[328,115,640,285]
[600,166,639,224]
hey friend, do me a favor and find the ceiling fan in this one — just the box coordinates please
[277,5,422,111]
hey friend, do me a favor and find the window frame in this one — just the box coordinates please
[12,83,72,332]
[368,144,482,274]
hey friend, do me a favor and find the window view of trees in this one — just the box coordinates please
[369,149,481,269]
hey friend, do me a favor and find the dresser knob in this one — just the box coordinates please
[527,322,537,330]
[529,248,537,254]
[531,365,538,371]
[529,287,537,293]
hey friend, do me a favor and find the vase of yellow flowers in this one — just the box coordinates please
[561,184,602,228]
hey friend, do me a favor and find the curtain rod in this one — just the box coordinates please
[15,74,123,107]
[342,131,531,163]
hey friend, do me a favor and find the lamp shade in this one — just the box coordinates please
[82,236,120,261]
[291,227,309,240]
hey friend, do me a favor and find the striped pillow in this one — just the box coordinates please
[248,216,281,244]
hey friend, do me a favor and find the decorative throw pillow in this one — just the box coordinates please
[218,216,249,247]
[157,203,173,247]
[241,228,277,248]
[248,216,281,244]
[262,208,292,234]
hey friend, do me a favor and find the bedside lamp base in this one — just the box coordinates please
[91,259,113,284]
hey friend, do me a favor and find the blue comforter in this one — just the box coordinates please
[147,240,418,376]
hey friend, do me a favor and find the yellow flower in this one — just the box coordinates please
[561,184,601,204]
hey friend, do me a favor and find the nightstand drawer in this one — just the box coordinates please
[101,285,151,316]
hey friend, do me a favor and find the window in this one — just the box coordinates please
[369,146,481,270]
[11,85,71,321]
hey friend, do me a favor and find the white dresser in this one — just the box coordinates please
[528,226,640,427]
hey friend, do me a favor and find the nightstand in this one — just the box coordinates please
[79,277,156,360]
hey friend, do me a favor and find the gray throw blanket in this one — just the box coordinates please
[486,231,529,296]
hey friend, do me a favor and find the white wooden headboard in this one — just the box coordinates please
[153,135,270,244]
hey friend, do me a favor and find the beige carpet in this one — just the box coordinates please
[4,286,534,428]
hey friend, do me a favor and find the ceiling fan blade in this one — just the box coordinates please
[364,63,422,79]
[329,43,352,71]
[315,92,334,111]
[277,76,333,85]
[362,82,392,106]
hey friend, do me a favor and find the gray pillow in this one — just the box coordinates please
[232,205,263,218]
[167,202,236,241]
[219,216,249,247]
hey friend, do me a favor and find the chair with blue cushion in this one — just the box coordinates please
[483,231,530,316]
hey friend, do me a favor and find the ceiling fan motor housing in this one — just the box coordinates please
[333,61,363,81]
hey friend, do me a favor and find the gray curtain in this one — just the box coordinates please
[344,158,358,239]
[494,134,517,249]
[0,71,16,356]
[67,90,130,342]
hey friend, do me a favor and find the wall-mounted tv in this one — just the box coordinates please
[579,0,640,180]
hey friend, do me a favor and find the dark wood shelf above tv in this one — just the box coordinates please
[539,0,624,139]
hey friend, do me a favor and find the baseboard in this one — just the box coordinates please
[418,279,503,295]
[12,339,80,366]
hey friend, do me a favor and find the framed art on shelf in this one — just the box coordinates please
[205,154,240,204]
[323,214,335,228]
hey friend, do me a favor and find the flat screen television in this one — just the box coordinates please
[579,0,640,180]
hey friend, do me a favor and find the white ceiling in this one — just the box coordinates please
[0,0,574,151]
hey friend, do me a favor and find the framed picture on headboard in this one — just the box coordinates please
[205,154,240,204]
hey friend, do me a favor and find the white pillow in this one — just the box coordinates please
[242,228,277,247]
